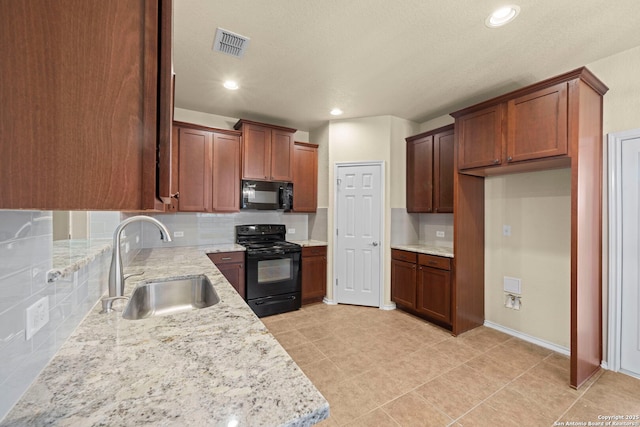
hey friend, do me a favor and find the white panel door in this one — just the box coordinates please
[621,136,640,376]
[335,163,382,307]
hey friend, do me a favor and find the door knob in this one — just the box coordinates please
[371,242,379,247]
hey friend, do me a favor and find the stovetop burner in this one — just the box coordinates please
[236,224,301,255]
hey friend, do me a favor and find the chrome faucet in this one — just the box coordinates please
[102,216,172,312]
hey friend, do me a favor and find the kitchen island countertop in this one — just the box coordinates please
[1,246,328,427]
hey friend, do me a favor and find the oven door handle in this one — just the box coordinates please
[254,295,297,306]
[248,252,288,260]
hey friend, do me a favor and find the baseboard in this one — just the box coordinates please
[600,361,609,370]
[322,297,337,305]
[484,320,570,356]
[379,302,396,311]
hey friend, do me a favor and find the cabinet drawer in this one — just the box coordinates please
[392,249,417,263]
[302,246,327,257]
[207,251,245,265]
[418,254,451,271]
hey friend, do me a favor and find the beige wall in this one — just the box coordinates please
[174,108,310,142]
[311,123,330,208]
[324,116,416,305]
[485,169,571,348]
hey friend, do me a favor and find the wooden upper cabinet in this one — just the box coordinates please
[174,122,241,213]
[456,105,504,170]
[506,82,568,163]
[212,133,241,212]
[270,130,295,181]
[177,128,212,212]
[406,134,434,213]
[433,129,455,213]
[452,70,595,175]
[293,142,318,212]
[0,0,173,210]
[234,119,297,182]
[406,124,454,213]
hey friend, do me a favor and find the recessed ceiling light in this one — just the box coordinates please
[223,80,239,90]
[485,5,520,28]
[330,108,343,116]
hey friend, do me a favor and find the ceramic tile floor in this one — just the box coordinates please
[262,303,640,427]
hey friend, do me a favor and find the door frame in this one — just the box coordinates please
[333,161,386,308]
[607,127,640,377]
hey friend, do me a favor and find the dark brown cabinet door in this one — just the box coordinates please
[506,82,568,163]
[301,246,327,305]
[406,135,434,213]
[212,133,241,212]
[242,123,271,180]
[416,266,451,325]
[270,129,295,181]
[177,128,212,212]
[457,104,504,170]
[0,0,172,210]
[208,252,245,299]
[293,143,318,212]
[391,259,417,309]
[434,129,454,213]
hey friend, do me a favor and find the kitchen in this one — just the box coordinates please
[2,0,640,425]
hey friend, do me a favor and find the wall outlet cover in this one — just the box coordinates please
[26,297,50,340]
[288,228,296,234]
[173,231,185,238]
[436,231,445,238]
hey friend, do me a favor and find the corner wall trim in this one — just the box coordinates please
[484,320,570,356]
[379,302,396,311]
[323,297,338,305]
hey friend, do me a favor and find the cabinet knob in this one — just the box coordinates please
[493,159,500,164]
[507,156,513,162]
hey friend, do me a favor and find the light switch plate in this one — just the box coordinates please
[503,225,512,236]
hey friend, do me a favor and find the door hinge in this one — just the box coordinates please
[336,228,338,236]
[335,278,338,287]
[337,178,342,186]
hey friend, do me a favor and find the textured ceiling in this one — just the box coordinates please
[173,0,640,131]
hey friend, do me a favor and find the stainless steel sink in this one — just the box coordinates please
[123,275,220,320]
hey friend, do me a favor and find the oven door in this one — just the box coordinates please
[245,251,301,300]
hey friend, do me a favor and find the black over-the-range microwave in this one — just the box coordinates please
[241,180,293,211]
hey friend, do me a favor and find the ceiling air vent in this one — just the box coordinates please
[213,28,250,58]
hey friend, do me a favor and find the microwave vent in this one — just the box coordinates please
[213,28,250,58]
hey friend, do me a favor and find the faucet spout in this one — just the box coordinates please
[108,216,172,299]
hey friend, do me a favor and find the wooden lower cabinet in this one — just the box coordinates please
[207,252,245,299]
[301,246,327,305]
[391,249,453,328]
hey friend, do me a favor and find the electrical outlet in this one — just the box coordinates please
[436,231,445,238]
[125,242,130,253]
[136,235,140,243]
[26,297,49,340]
[173,231,184,238]
[288,228,296,234]
[503,224,512,236]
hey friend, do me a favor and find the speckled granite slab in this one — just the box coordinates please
[289,240,327,247]
[391,244,454,258]
[2,246,328,427]
[48,239,112,282]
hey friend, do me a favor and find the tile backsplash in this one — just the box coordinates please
[143,211,310,247]
[0,211,120,422]
[390,208,453,247]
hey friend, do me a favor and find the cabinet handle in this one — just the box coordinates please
[171,192,180,199]
[221,257,232,261]
[493,159,500,164]
[507,156,513,162]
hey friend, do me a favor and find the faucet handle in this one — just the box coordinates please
[101,296,129,313]
[124,271,144,281]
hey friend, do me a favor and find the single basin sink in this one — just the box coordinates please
[123,275,220,320]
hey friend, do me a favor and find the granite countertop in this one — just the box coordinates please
[2,246,328,427]
[49,239,113,282]
[198,243,246,253]
[289,240,327,247]
[391,243,454,258]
